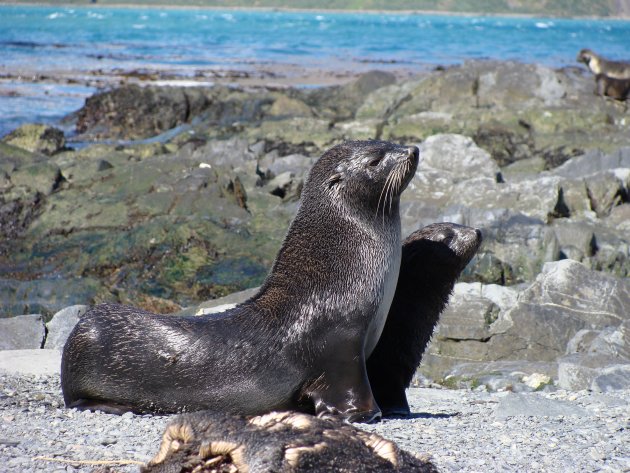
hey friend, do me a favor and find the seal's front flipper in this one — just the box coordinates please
[305,353,381,424]
[367,361,411,417]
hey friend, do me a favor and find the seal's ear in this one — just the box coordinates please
[328,173,343,188]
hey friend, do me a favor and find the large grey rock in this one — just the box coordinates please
[573,320,630,360]
[422,260,630,382]
[44,305,88,349]
[591,365,630,392]
[0,314,44,349]
[558,353,630,391]
[417,134,501,182]
[552,220,597,262]
[452,282,520,312]
[551,147,630,178]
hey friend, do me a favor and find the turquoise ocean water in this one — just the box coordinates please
[1,5,629,136]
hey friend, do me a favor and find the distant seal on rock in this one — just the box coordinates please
[366,223,482,417]
[577,49,630,79]
[61,140,419,423]
[595,73,630,101]
[143,410,438,473]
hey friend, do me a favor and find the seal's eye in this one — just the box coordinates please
[368,156,382,167]
[327,173,343,188]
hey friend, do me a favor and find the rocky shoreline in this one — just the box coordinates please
[1,58,630,471]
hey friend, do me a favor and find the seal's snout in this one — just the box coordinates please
[406,146,419,161]
[475,228,483,242]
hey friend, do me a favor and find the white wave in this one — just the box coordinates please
[47,12,65,19]
[132,24,146,29]
[221,13,235,22]
[315,15,325,21]
[535,21,554,29]
[87,12,105,19]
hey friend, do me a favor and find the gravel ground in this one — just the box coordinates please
[0,373,628,472]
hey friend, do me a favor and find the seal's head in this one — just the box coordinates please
[303,140,419,217]
[405,222,482,276]
[577,48,596,67]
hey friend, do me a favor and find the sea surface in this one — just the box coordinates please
[1,5,629,137]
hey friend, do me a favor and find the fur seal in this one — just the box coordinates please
[366,223,482,417]
[595,73,630,101]
[577,49,630,79]
[143,410,437,473]
[61,140,419,423]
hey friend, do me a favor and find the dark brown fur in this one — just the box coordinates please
[595,73,630,101]
[143,411,438,473]
[367,223,482,417]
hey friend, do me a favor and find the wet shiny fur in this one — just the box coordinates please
[61,140,419,423]
[366,223,482,417]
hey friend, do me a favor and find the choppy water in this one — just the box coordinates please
[1,5,629,137]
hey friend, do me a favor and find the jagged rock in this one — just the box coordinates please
[566,320,630,360]
[44,305,88,349]
[267,95,313,118]
[247,117,338,155]
[365,61,630,165]
[551,147,630,178]
[421,260,630,381]
[0,314,44,349]
[74,84,276,141]
[417,134,501,181]
[452,282,520,312]
[1,123,65,155]
[558,354,630,391]
[552,220,597,261]
[303,70,396,121]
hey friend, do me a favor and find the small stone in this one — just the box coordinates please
[522,373,552,390]
[589,448,606,461]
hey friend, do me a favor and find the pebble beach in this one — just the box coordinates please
[1,368,628,472]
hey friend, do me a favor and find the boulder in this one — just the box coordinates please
[44,305,88,349]
[1,123,65,155]
[303,70,396,121]
[421,260,630,381]
[0,314,44,349]
[558,354,630,391]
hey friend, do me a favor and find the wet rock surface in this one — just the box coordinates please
[2,61,629,317]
